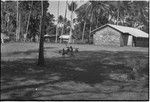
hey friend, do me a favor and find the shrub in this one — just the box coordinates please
[125,58,148,80]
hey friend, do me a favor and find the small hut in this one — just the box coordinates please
[44,34,59,42]
[59,35,75,43]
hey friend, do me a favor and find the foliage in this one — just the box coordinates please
[75,1,149,43]
[125,57,148,80]
[1,1,55,42]
[1,1,17,35]
[68,1,77,12]
[68,1,77,43]
[27,1,49,42]
[45,13,56,35]
[1,1,149,42]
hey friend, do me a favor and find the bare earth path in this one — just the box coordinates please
[1,42,149,100]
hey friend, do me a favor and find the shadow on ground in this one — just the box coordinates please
[1,50,148,100]
[2,47,56,57]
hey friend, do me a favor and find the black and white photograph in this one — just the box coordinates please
[1,0,149,101]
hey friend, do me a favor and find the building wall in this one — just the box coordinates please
[134,37,149,47]
[93,26,121,46]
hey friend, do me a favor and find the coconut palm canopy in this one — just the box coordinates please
[68,1,77,12]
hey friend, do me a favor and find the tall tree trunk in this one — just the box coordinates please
[18,14,21,40]
[6,13,10,33]
[55,1,60,43]
[68,10,73,44]
[38,1,45,66]
[88,25,92,43]
[88,12,93,44]
[16,13,21,41]
[82,21,86,42]
[96,15,99,28]
[116,8,120,25]
[16,0,19,41]
[60,0,68,43]
[25,1,33,42]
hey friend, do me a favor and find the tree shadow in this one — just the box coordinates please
[1,50,148,100]
[2,47,56,57]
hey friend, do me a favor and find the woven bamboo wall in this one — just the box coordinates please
[135,38,149,47]
[93,26,121,47]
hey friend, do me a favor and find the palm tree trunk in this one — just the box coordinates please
[82,21,86,42]
[68,10,73,44]
[88,12,93,43]
[60,0,68,43]
[18,13,21,40]
[25,1,33,42]
[55,1,60,43]
[16,13,21,41]
[96,15,99,28]
[16,0,19,41]
[116,8,120,25]
[88,25,92,43]
[38,1,45,66]
[6,13,10,33]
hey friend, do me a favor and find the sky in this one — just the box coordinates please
[48,0,87,20]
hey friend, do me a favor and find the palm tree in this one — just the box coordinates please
[55,1,60,43]
[38,0,45,66]
[68,1,77,44]
[16,0,22,41]
[58,15,64,26]
[129,1,148,28]
[57,15,64,41]
[75,1,110,43]
[82,21,86,41]
[108,1,131,25]
[16,0,19,41]
[25,1,33,42]
[60,0,68,43]
[75,3,89,42]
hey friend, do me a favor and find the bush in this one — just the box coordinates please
[125,58,148,80]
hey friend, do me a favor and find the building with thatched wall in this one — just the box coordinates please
[91,24,149,47]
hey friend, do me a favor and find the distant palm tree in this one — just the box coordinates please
[82,21,86,42]
[55,1,60,43]
[60,0,68,43]
[16,0,20,41]
[68,1,77,44]
[75,3,89,42]
[25,1,33,42]
[108,1,131,25]
[128,1,148,28]
[75,1,109,43]
[58,15,64,25]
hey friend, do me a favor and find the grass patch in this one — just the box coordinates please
[1,43,148,100]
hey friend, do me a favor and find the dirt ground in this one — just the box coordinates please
[1,42,149,100]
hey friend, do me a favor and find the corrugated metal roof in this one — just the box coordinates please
[92,24,149,38]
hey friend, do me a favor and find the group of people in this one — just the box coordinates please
[59,45,79,56]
